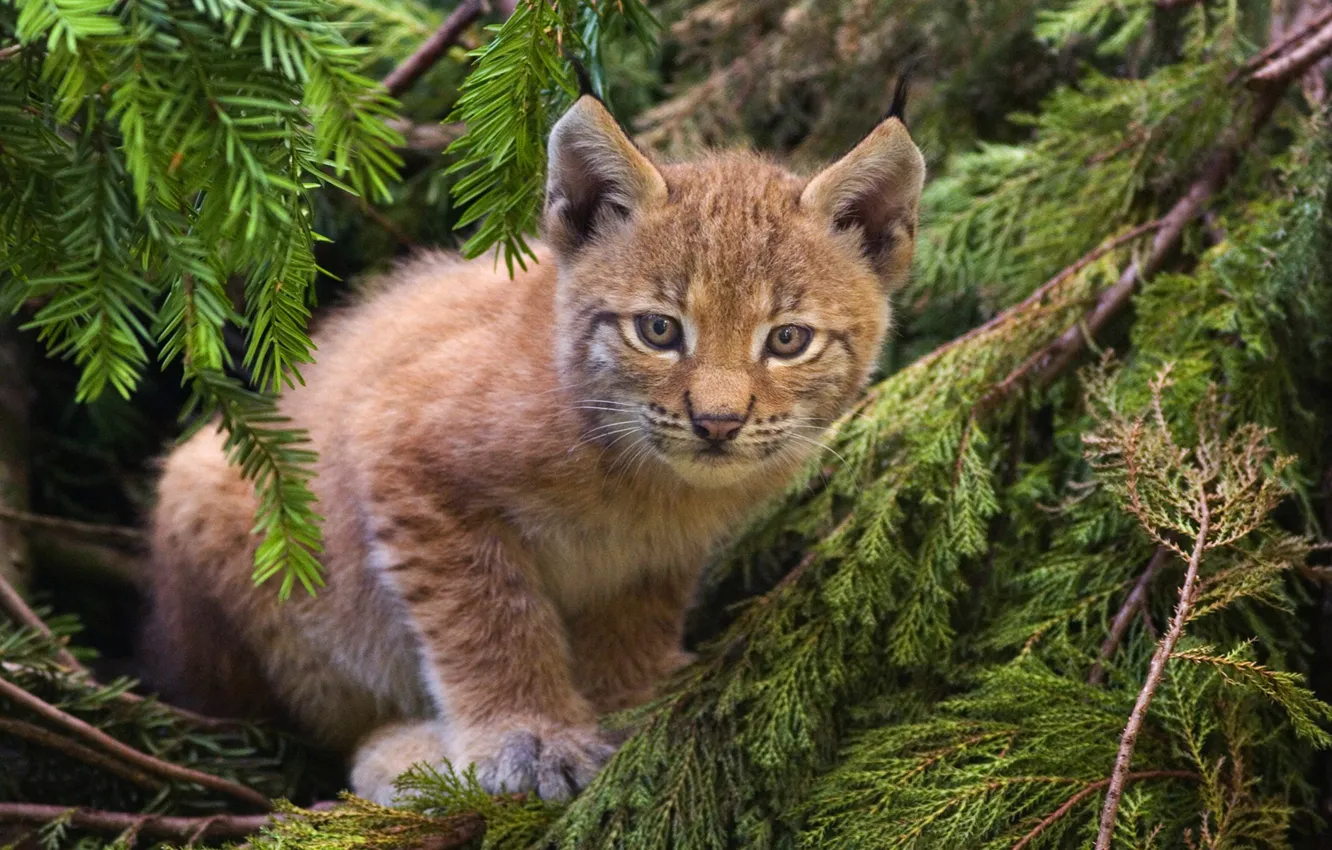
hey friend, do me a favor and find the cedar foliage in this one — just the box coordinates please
[3,0,1332,849]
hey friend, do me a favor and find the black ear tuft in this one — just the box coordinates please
[885,60,920,125]
[568,54,597,100]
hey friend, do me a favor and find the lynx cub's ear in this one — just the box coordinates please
[544,95,668,255]
[801,116,926,289]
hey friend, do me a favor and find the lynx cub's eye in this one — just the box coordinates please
[767,324,813,358]
[635,314,682,350]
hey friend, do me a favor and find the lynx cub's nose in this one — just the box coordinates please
[690,415,744,442]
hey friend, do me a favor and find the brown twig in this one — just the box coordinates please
[0,44,20,61]
[0,717,165,791]
[382,0,487,99]
[0,505,146,548]
[0,572,84,671]
[0,675,271,809]
[1011,770,1196,850]
[1093,493,1210,850]
[1088,547,1169,685]
[1249,17,1332,84]
[0,803,277,844]
[1238,5,1332,78]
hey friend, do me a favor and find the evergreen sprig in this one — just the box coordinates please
[1,0,402,593]
[443,0,655,274]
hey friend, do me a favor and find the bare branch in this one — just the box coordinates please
[0,505,145,549]
[1249,17,1332,85]
[1093,490,1210,849]
[382,0,487,99]
[0,675,271,810]
[1240,5,1332,79]
[1088,547,1170,685]
[1011,770,1196,850]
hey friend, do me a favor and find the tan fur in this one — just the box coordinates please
[144,96,925,803]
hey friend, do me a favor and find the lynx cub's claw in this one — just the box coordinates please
[474,726,616,801]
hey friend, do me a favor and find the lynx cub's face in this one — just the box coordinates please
[544,96,925,487]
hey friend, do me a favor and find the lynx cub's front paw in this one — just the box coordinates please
[469,723,616,801]
[350,720,453,806]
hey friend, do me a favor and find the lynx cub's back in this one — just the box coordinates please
[145,94,925,803]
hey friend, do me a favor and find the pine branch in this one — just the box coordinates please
[1093,496,1209,849]
[382,0,487,98]
[1088,547,1168,685]
[992,87,1286,401]
[0,803,276,843]
[0,674,272,809]
[1011,770,1196,850]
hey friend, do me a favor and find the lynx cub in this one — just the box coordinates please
[144,93,925,803]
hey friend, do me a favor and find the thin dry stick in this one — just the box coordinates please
[1238,5,1332,76]
[0,803,277,844]
[1011,770,1196,850]
[0,717,165,791]
[1088,547,1169,685]
[0,675,271,810]
[0,505,145,548]
[0,572,83,671]
[0,44,19,61]
[1093,494,1209,850]
[1250,17,1332,84]
[382,0,486,98]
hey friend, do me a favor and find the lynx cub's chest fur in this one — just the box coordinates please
[144,93,925,804]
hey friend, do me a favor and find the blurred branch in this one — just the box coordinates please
[0,505,145,549]
[1241,5,1332,84]
[1249,15,1332,86]
[383,0,487,98]
[387,119,467,153]
[27,529,145,585]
